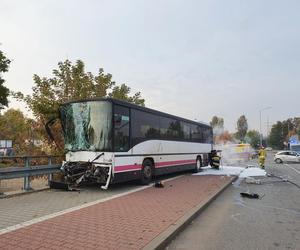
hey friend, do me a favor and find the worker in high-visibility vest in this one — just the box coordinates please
[258,146,266,169]
[210,150,221,169]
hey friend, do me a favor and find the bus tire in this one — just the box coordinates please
[194,156,202,173]
[141,159,153,185]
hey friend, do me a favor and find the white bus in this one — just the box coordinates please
[49,98,213,189]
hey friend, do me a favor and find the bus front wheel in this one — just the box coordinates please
[194,157,202,173]
[141,159,153,185]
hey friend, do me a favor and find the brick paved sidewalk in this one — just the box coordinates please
[0,175,232,250]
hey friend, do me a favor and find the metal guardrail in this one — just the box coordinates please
[0,155,62,192]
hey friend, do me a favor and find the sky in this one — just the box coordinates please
[1,0,299,135]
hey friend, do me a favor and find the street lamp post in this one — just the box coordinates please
[259,107,271,147]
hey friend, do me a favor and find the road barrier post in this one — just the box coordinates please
[23,157,31,191]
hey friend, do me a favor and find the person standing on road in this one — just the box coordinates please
[209,150,221,169]
[258,146,266,169]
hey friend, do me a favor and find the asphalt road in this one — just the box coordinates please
[166,153,300,250]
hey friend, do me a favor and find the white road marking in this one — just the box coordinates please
[284,164,300,174]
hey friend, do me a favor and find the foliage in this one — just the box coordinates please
[268,117,300,149]
[236,115,248,142]
[13,59,145,153]
[14,59,145,122]
[0,50,11,108]
[0,109,40,155]
[210,116,224,130]
[268,121,284,149]
[109,84,144,106]
[245,130,260,149]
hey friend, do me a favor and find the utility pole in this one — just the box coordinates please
[259,107,272,147]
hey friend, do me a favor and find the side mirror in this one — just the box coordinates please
[45,117,58,141]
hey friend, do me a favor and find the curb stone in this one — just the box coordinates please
[142,175,238,250]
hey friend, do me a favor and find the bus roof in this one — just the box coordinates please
[60,97,211,128]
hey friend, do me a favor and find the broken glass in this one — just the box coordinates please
[60,101,112,152]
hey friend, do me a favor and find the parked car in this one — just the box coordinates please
[265,147,272,151]
[274,151,300,163]
[251,150,259,159]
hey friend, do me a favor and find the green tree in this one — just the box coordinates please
[14,59,145,122]
[210,116,224,130]
[246,130,260,149]
[268,117,300,149]
[293,117,300,137]
[13,59,145,153]
[0,109,32,154]
[268,121,284,149]
[0,50,11,108]
[109,84,144,106]
[236,115,248,142]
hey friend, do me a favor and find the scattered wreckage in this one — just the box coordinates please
[50,153,112,190]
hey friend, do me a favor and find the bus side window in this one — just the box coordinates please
[114,105,130,152]
[181,122,191,140]
[191,124,201,142]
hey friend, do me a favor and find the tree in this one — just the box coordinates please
[268,121,284,149]
[14,59,145,122]
[268,117,300,149]
[0,49,11,108]
[0,109,31,154]
[13,59,145,153]
[210,116,224,130]
[246,130,260,149]
[236,115,248,142]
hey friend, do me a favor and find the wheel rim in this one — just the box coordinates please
[143,165,152,178]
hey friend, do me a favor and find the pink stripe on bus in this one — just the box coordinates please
[114,164,142,172]
[155,159,196,168]
[114,159,196,172]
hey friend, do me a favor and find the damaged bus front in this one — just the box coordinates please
[54,100,114,189]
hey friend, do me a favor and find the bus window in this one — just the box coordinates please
[160,117,180,139]
[114,105,130,152]
[181,122,191,140]
[131,109,160,146]
[191,124,201,142]
[203,127,213,144]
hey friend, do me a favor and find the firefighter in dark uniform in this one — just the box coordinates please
[210,150,221,169]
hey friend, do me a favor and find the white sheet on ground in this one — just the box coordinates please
[239,167,266,177]
[193,166,266,178]
[193,166,245,176]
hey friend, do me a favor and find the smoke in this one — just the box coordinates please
[212,125,256,166]
[214,142,255,166]
[213,125,224,137]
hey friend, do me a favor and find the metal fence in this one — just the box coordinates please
[0,155,62,192]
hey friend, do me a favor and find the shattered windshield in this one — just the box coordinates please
[60,101,112,152]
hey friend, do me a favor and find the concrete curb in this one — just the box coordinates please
[142,175,238,250]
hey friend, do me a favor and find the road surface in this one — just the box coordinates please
[166,153,300,250]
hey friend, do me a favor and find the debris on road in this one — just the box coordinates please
[245,177,261,184]
[240,192,260,199]
[49,181,80,192]
[154,181,164,188]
